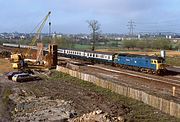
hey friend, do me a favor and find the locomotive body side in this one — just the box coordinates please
[114,54,166,74]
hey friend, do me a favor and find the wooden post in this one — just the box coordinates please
[172,87,176,97]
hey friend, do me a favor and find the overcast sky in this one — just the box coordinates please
[0,0,180,34]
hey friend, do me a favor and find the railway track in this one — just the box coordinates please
[64,58,180,99]
[88,65,180,87]
[2,44,180,98]
[80,64,180,99]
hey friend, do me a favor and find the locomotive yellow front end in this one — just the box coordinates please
[155,59,167,75]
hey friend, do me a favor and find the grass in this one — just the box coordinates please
[74,44,92,50]
[49,70,180,122]
[166,56,180,66]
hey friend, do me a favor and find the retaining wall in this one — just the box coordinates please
[56,66,180,118]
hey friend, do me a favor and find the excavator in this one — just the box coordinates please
[11,11,51,70]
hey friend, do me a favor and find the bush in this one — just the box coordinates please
[0,51,11,58]
[122,39,172,50]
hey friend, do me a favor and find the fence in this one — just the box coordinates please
[56,66,180,118]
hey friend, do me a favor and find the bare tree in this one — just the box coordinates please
[87,20,101,51]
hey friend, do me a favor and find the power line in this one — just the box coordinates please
[127,20,136,36]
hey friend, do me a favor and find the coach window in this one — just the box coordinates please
[108,56,110,59]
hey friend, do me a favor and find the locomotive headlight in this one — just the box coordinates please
[159,64,165,69]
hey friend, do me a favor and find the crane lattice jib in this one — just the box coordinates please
[25,11,51,57]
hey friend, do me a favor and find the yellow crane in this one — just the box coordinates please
[11,11,51,69]
[25,11,51,57]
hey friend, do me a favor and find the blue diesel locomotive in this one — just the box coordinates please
[114,53,166,74]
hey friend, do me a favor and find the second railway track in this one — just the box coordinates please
[88,64,180,87]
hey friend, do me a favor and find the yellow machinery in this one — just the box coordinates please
[11,11,51,69]
[11,53,24,69]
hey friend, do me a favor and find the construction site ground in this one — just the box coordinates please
[0,58,180,121]
[0,58,13,76]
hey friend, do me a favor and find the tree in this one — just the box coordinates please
[55,37,74,49]
[136,40,146,50]
[151,38,172,50]
[122,40,136,50]
[87,20,101,51]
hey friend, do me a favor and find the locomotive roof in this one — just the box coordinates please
[118,53,164,60]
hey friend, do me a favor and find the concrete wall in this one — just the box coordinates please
[56,66,180,118]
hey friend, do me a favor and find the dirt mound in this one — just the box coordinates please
[9,88,77,122]
[8,88,125,122]
[70,110,124,122]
